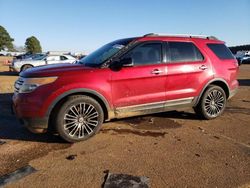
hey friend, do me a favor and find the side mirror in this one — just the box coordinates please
[109,57,134,71]
[120,57,133,67]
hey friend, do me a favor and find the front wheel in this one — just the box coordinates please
[55,95,104,142]
[194,85,227,120]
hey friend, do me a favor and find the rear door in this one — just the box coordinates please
[165,41,213,100]
[111,42,167,110]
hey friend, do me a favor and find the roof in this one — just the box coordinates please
[143,33,218,40]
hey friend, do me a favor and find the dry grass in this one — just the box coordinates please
[0,56,13,65]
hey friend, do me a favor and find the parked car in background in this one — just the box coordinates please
[13,53,45,62]
[9,54,76,72]
[235,51,250,65]
[12,33,239,142]
[240,54,250,64]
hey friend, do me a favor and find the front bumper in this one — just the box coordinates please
[12,93,49,131]
[21,118,48,131]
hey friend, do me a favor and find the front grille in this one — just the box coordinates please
[14,77,24,93]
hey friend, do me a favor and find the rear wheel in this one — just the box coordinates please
[21,64,33,72]
[55,95,104,142]
[194,85,227,119]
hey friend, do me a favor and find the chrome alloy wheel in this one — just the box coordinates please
[204,89,225,117]
[63,103,99,139]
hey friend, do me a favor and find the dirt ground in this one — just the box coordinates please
[0,61,249,188]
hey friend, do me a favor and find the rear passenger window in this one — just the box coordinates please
[168,42,204,63]
[207,43,234,60]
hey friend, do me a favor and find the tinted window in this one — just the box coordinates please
[207,43,235,59]
[123,43,162,66]
[60,56,68,60]
[168,42,204,63]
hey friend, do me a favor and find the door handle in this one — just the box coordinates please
[151,69,163,75]
[199,65,208,70]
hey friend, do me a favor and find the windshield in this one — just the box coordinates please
[78,38,136,67]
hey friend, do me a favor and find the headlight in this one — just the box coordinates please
[19,77,58,93]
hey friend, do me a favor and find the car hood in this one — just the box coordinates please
[20,63,93,78]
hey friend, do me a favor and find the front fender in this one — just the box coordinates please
[39,83,112,119]
[46,88,111,115]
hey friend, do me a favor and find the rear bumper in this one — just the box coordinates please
[229,81,239,99]
[229,87,238,99]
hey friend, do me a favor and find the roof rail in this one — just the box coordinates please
[143,33,218,40]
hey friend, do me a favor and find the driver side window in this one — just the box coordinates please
[123,42,162,66]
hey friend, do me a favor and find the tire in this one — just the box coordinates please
[194,85,227,120]
[55,95,104,143]
[21,64,33,72]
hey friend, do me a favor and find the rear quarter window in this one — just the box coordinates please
[207,43,234,60]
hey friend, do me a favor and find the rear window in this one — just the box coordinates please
[207,43,234,60]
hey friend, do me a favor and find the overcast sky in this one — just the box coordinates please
[0,0,250,53]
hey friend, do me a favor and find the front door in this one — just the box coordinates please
[111,42,167,116]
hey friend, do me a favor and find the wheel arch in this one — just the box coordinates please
[194,78,230,106]
[21,64,34,71]
[47,89,113,131]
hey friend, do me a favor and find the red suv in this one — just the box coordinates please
[13,33,239,142]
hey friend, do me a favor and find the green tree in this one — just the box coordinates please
[25,36,42,54]
[0,25,14,51]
